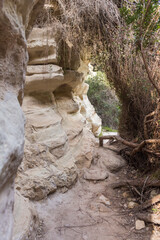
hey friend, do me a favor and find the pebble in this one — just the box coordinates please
[124,203,127,208]
[128,198,136,201]
[128,201,138,209]
[122,192,129,198]
[99,195,111,206]
[135,220,145,230]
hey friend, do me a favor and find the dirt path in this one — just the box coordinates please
[34,144,155,240]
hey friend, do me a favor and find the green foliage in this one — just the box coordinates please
[112,0,160,139]
[120,0,160,49]
[98,130,103,137]
[86,71,120,129]
[152,207,160,213]
[102,126,117,132]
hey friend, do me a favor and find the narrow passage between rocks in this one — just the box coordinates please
[34,141,155,240]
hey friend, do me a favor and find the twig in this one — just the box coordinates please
[55,220,102,230]
[140,176,149,204]
[131,186,141,197]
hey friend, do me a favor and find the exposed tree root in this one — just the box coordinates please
[99,135,160,157]
[99,135,138,148]
[136,213,160,225]
[140,194,160,210]
[55,220,102,230]
[111,179,160,189]
[144,111,156,139]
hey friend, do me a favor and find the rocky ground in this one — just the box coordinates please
[28,141,159,240]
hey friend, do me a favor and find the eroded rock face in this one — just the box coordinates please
[13,191,39,240]
[0,1,44,239]
[15,27,101,201]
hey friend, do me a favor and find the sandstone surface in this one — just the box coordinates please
[0,1,44,239]
[97,148,126,173]
[15,27,102,202]
[13,191,39,240]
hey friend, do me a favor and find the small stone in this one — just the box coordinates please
[128,198,136,201]
[128,201,138,209]
[135,220,145,230]
[99,195,111,206]
[122,192,129,198]
[124,203,127,208]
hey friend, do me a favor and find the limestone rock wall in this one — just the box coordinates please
[15,27,102,201]
[0,1,45,240]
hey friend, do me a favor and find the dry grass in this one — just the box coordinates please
[35,0,120,50]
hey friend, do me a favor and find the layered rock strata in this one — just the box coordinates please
[0,1,44,239]
[15,27,102,201]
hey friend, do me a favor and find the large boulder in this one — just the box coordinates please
[0,1,44,239]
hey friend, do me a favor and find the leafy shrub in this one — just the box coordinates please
[86,72,120,130]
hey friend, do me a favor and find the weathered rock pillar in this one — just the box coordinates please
[0,1,44,239]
